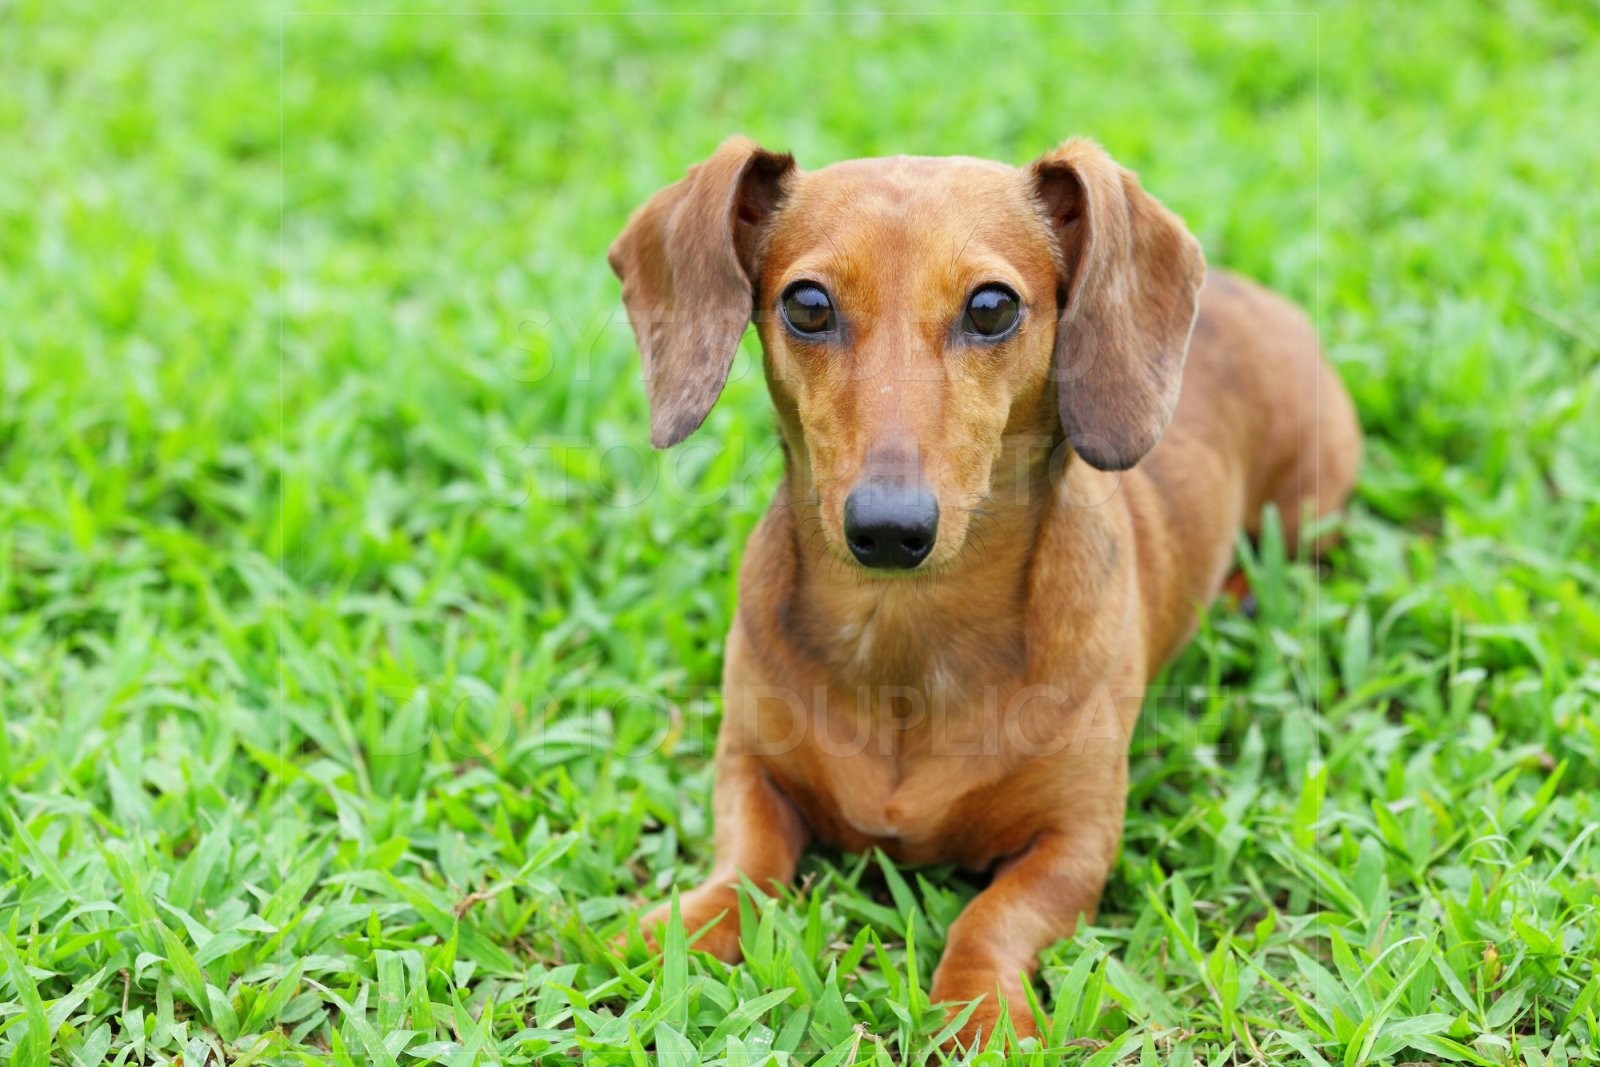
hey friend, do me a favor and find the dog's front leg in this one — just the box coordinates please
[929,826,1118,1048]
[633,752,808,962]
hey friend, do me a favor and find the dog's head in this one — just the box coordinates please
[608,137,1204,573]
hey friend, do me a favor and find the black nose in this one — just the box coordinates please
[843,483,939,570]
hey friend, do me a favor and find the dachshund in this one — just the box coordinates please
[607,136,1360,1049]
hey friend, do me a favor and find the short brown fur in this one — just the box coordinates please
[608,136,1361,1049]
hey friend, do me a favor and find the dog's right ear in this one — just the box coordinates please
[608,137,797,449]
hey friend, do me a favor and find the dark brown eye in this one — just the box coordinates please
[964,285,1020,338]
[781,283,835,335]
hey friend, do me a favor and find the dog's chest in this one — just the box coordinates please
[745,567,1045,867]
[760,681,1041,869]
[827,584,1026,688]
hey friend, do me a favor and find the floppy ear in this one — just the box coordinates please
[608,136,796,449]
[1029,139,1205,471]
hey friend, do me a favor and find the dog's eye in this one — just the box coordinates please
[964,285,1020,338]
[781,283,835,336]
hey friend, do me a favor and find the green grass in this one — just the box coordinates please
[3,2,1599,1064]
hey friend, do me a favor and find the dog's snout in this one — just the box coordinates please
[843,483,939,570]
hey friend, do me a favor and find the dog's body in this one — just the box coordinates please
[609,139,1360,1047]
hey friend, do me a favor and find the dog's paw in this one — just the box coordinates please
[618,887,744,964]
[932,970,1036,1054]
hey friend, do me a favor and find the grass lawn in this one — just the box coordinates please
[3,2,1600,1064]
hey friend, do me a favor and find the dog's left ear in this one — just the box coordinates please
[1029,140,1206,471]
[609,136,797,449]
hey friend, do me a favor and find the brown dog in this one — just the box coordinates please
[608,136,1360,1049]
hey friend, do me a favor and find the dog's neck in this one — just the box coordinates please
[775,442,1060,693]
